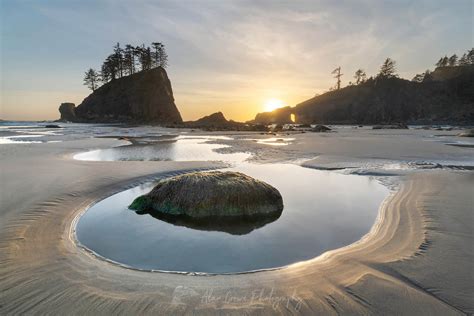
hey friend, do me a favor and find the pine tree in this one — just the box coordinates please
[136,45,151,71]
[331,67,343,90]
[448,54,458,66]
[441,56,449,67]
[467,48,474,64]
[435,57,444,68]
[123,44,135,75]
[152,42,168,68]
[113,43,124,77]
[423,70,433,82]
[458,53,469,66]
[377,58,398,79]
[102,54,119,81]
[354,69,367,84]
[83,68,100,91]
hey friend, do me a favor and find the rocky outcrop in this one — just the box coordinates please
[58,68,182,124]
[458,129,474,137]
[183,112,269,131]
[185,112,229,127]
[253,65,474,125]
[254,106,293,124]
[129,171,283,219]
[58,103,76,122]
[312,125,331,132]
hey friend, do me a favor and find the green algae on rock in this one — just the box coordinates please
[129,171,283,219]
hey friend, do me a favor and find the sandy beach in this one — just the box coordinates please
[0,126,473,315]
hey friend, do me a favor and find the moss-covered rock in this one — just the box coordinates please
[129,171,283,219]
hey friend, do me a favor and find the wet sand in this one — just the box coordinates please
[0,128,473,314]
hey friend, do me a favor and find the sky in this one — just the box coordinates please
[1,0,473,121]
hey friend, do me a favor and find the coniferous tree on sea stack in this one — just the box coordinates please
[84,42,170,89]
[152,42,168,68]
[377,58,398,79]
[331,66,343,90]
[83,68,100,91]
[354,69,367,84]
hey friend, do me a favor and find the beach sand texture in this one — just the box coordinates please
[0,129,473,315]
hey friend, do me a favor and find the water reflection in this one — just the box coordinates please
[74,136,250,163]
[137,210,283,235]
[76,163,389,273]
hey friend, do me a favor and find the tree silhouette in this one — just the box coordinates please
[136,45,152,71]
[441,56,449,67]
[435,57,444,68]
[412,73,424,83]
[86,41,170,87]
[133,46,142,71]
[354,69,367,84]
[377,58,398,79]
[123,44,135,75]
[467,48,474,64]
[458,53,469,66]
[113,43,124,78]
[84,68,100,91]
[101,54,119,81]
[331,67,343,90]
[448,54,458,66]
[152,42,168,68]
[423,70,433,82]
[412,70,433,83]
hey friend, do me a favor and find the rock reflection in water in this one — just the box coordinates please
[136,210,283,235]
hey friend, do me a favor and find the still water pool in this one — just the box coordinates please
[76,162,389,273]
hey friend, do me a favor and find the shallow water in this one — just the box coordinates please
[74,136,251,162]
[76,163,389,273]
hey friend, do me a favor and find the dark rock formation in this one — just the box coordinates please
[58,103,76,122]
[253,65,474,125]
[312,125,331,132]
[58,68,182,124]
[458,129,474,137]
[254,106,293,124]
[185,112,229,127]
[372,123,408,129]
[44,124,61,128]
[182,112,269,131]
[129,171,283,220]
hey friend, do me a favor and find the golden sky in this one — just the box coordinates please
[1,1,472,122]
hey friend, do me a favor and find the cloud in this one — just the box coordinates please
[1,0,472,121]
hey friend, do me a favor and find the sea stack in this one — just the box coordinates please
[58,102,76,122]
[58,67,182,124]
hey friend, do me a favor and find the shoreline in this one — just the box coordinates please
[1,131,472,314]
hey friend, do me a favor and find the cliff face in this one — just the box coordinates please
[254,65,474,125]
[61,67,182,124]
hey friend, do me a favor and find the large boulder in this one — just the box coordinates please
[129,171,283,219]
[312,124,332,132]
[59,67,182,124]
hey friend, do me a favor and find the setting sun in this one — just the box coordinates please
[264,98,285,112]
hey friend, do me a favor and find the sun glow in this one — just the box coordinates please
[264,98,285,112]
